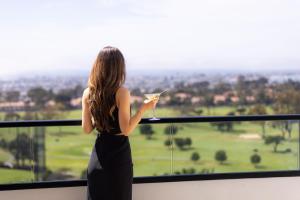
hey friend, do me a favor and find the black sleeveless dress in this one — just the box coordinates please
[87,101,133,200]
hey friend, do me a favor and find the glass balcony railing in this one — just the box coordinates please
[0,115,299,185]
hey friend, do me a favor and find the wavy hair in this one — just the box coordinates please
[88,46,126,132]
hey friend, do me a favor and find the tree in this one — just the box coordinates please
[131,88,142,96]
[0,138,8,149]
[256,87,270,104]
[5,90,20,102]
[213,82,232,95]
[167,94,182,106]
[236,106,246,115]
[248,104,267,137]
[211,122,235,134]
[27,87,52,109]
[215,150,227,164]
[164,139,172,149]
[4,112,21,121]
[203,94,214,115]
[23,111,36,120]
[181,167,196,174]
[8,133,33,167]
[55,88,74,110]
[185,137,192,148]
[192,81,210,95]
[191,152,200,163]
[40,102,67,120]
[200,168,215,174]
[235,75,248,105]
[272,86,300,139]
[174,137,192,150]
[211,112,235,133]
[139,124,155,139]
[271,120,294,139]
[253,77,269,104]
[264,135,284,152]
[72,84,84,98]
[174,138,186,150]
[193,108,203,116]
[164,125,178,135]
[272,84,300,114]
[250,154,261,168]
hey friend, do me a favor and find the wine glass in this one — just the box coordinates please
[144,90,167,121]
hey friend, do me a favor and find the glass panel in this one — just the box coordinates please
[45,126,96,181]
[0,125,97,184]
[0,119,299,185]
[0,123,173,184]
[0,127,35,184]
[132,124,172,176]
[172,120,299,175]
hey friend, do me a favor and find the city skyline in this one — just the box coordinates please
[0,0,300,77]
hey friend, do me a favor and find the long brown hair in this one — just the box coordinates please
[88,46,126,132]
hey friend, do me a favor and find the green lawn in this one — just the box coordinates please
[0,168,33,184]
[0,107,299,184]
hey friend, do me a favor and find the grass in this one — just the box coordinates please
[0,168,33,184]
[0,106,298,184]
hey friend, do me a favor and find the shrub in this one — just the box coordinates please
[190,152,200,163]
[164,139,172,149]
[215,150,227,164]
[164,125,178,135]
[250,154,261,168]
[139,124,155,139]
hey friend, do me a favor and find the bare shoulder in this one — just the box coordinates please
[116,86,130,106]
[82,88,90,100]
[117,86,130,97]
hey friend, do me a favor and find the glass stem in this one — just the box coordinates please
[152,108,156,118]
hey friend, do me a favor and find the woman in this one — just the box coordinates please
[81,46,157,200]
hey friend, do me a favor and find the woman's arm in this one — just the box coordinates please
[81,88,94,134]
[117,87,157,136]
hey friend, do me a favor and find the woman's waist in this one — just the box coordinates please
[96,133,130,147]
[96,127,122,135]
[97,132,127,138]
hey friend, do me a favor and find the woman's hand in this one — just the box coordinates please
[141,97,159,111]
[117,87,159,136]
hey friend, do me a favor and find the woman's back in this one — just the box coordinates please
[96,93,122,135]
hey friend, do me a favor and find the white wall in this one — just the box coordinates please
[1,176,300,200]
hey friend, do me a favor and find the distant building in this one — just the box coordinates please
[213,95,227,104]
[45,100,56,107]
[0,101,34,111]
[175,93,191,101]
[230,96,239,103]
[70,97,82,108]
[246,96,256,103]
[159,96,170,105]
[131,96,143,104]
[191,96,204,105]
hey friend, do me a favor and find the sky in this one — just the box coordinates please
[0,0,300,77]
